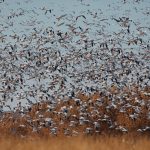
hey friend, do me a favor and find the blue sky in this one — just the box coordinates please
[0,0,150,36]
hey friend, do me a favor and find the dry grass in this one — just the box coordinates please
[0,136,150,150]
[1,87,150,137]
[0,85,150,149]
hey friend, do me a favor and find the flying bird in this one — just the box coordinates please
[76,15,86,20]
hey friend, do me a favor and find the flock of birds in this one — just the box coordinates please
[1,87,150,137]
[0,0,150,136]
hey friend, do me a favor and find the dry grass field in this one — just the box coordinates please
[0,85,150,150]
[0,135,150,150]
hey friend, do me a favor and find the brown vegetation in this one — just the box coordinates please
[0,135,150,150]
[0,85,150,138]
[0,85,150,149]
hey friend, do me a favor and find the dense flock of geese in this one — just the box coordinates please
[0,0,150,136]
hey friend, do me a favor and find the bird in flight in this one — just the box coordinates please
[76,15,86,20]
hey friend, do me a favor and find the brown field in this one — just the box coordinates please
[0,135,150,150]
[0,85,150,150]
